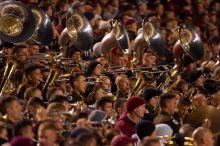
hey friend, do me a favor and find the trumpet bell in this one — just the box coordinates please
[30,6,53,45]
[0,1,36,43]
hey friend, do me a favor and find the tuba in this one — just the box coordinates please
[172,24,204,75]
[59,10,93,56]
[93,20,130,56]
[0,1,36,43]
[30,6,53,45]
[132,18,171,64]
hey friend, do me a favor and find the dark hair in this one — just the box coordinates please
[159,93,176,108]
[0,96,18,114]
[12,45,27,54]
[24,87,41,101]
[75,133,97,146]
[95,96,113,109]
[49,95,68,104]
[178,96,191,107]
[24,63,41,77]
[26,97,45,109]
[114,98,126,109]
[69,73,85,87]
[46,87,64,101]
[13,119,32,136]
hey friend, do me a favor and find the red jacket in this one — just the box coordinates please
[115,112,136,137]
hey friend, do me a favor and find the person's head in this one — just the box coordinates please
[46,102,66,130]
[24,87,42,101]
[192,127,214,146]
[140,137,160,146]
[70,73,87,94]
[96,96,113,116]
[71,46,81,61]
[26,41,40,55]
[179,124,195,137]
[48,95,69,111]
[190,69,205,87]
[0,96,22,122]
[142,51,156,67]
[38,122,58,146]
[99,76,111,92]
[24,64,42,85]
[114,98,126,116]
[75,133,97,146]
[87,61,102,77]
[193,94,207,107]
[136,120,157,140]
[46,87,64,101]
[159,93,177,115]
[13,119,34,139]
[126,96,146,119]
[142,88,162,108]
[74,112,89,128]
[26,97,45,122]
[111,134,136,146]
[176,79,189,93]
[115,75,130,94]
[12,45,29,63]
[177,96,191,117]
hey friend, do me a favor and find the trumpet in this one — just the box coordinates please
[158,135,195,146]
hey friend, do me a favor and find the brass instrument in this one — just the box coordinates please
[93,20,130,56]
[159,135,195,146]
[0,56,17,95]
[42,53,61,93]
[30,6,53,45]
[0,1,36,43]
[172,24,204,75]
[59,10,93,58]
[132,18,171,64]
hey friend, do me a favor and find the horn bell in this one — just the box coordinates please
[179,24,204,60]
[0,1,36,43]
[30,6,53,45]
[66,10,93,51]
[142,19,170,57]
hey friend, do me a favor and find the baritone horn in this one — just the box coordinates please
[0,1,36,43]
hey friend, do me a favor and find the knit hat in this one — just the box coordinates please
[156,124,173,137]
[126,96,145,112]
[11,136,34,146]
[190,69,203,82]
[88,110,107,124]
[135,120,155,140]
[87,61,101,76]
[111,135,137,146]
[142,87,162,101]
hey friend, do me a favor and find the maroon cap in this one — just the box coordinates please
[126,96,145,112]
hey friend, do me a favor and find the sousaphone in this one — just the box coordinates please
[173,24,204,70]
[132,18,170,61]
[59,10,93,51]
[0,1,36,43]
[93,20,130,55]
[30,6,53,45]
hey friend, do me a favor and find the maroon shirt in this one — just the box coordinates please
[115,112,136,137]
